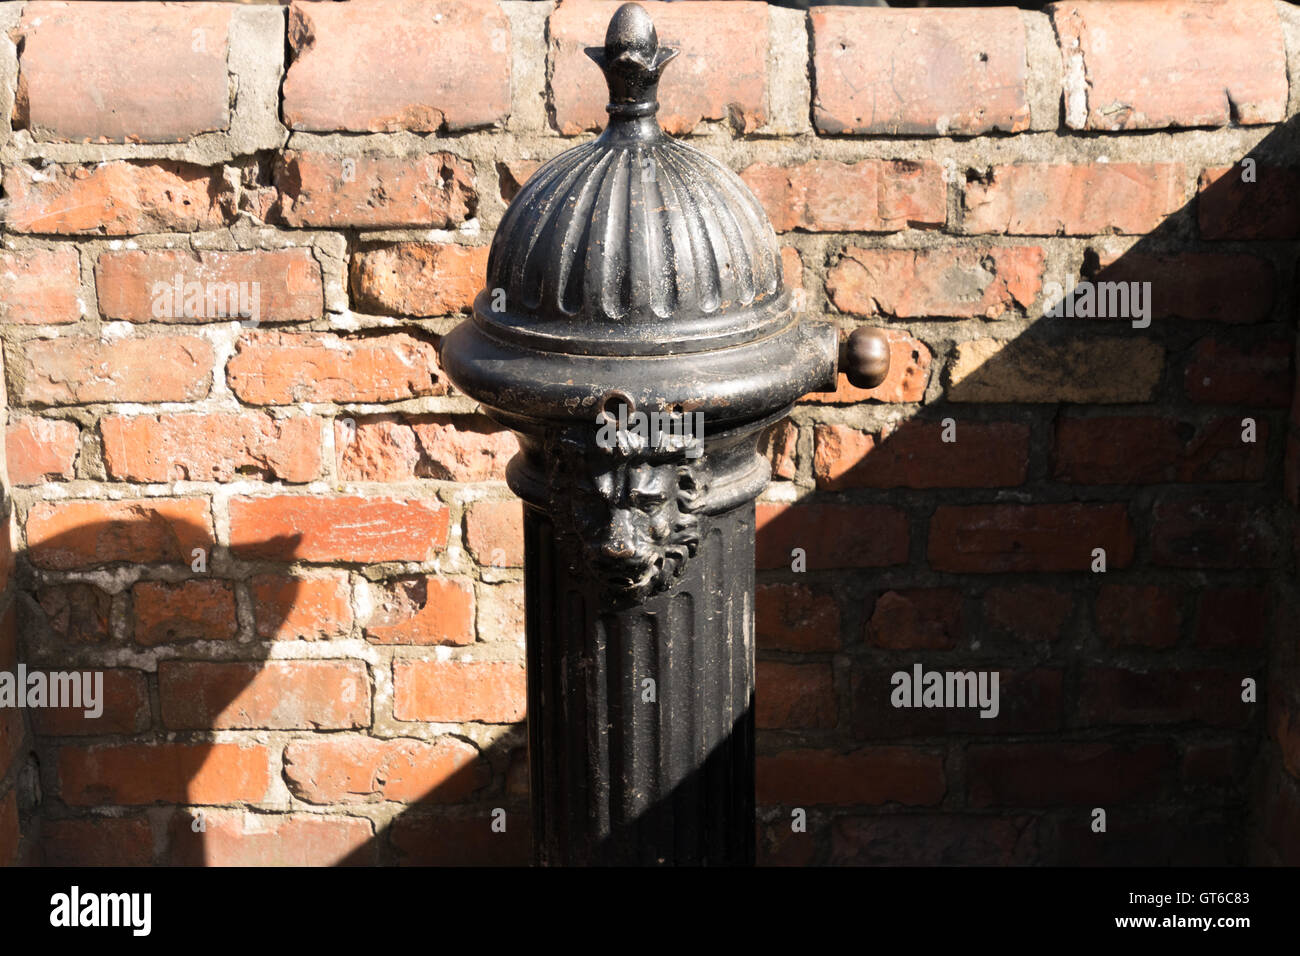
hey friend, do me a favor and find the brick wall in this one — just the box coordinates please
[2,0,1297,866]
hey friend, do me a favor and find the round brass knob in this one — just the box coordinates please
[841,326,891,390]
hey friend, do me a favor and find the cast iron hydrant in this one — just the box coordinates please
[440,2,889,865]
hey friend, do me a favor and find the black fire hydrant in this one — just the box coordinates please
[441,2,889,865]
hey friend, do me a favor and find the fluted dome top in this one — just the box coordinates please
[477,3,787,357]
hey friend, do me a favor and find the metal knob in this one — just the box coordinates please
[840,326,891,390]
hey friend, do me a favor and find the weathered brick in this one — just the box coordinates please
[983,585,1071,643]
[250,572,353,642]
[337,414,517,483]
[1053,414,1268,484]
[1079,667,1250,728]
[229,496,449,564]
[814,421,1029,490]
[1053,0,1286,130]
[271,151,477,229]
[741,161,945,234]
[803,330,932,405]
[160,660,369,730]
[1183,337,1292,407]
[497,159,540,202]
[832,814,1038,866]
[59,742,273,805]
[963,164,1187,236]
[31,669,150,737]
[101,412,323,483]
[757,748,945,806]
[465,500,524,568]
[865,588,964,650]
[1198,165,1300,240]
[1194,586,1268,649]
[1150,497,1277,569]
[227,332,444,405]
[1084,250,1275,323]
[550,0,768,135]
[27,498,212,570]
[1095,584,1182,648]
[928,503,1135,573]
[350,243,489,317]
[0,247,82,324]
[7,417,78,484]
[34,584,112,645]
[755,583,841,652]
[812,7,1029,135]
[283,0,510,133]
[391,813,529,866]
[169,810,373,867]
[966,742,1175,807]
[16,1,232,142]
[851,667,1062,737]
[132,579,237,646]
[3,161,233,234]
[948,336,1163,404]
[827,246,1042,319]
[96,249,323,322]
[392,660,525,723]
[364,577,474,645]
[756,661,836,730]
[284,736,487,805]
[757,502,908,570]
[18,336,213,405]
[41,816,154,866]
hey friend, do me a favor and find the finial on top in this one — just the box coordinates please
[585,2,679,119]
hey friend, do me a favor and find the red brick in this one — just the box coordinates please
[250,572,353,642]
[827,246,1042,320]
[1151,497,1277,568]
[169,810,374,867]
[1095,584,1182,648]
[58,742,273,805]
[759,818,816,867]
[17,335,213,405]
[96,249,323,322]
[1183,740,1244,787]
[227,332,444,405]
[101,412,323,483]
[271,151,477,229]
[391,813,529,866]
[0,790,18,866]
[350,243,489,317]
[963,163,1187,236]
[34,584,111,645]
[283,0,509,133]
[7,417,78,483]
[497,159,540,203]
[549,0,768,135]
[16,1,231,143]
[1085,251,1275,323]
[229,495,449,564]
[780,248,803,299]
[756,661,836,730]
[755,583,841,652]
[1053,414,1269,484]
[802,330,932,405]
[160,660,369,730]
[1198,165,1300,240]
[812,7,1029,135]
[757,502,908,571]
[364,577,474,646]
[759,419,798,480]
[337,415,518,483]
[392,660,525,723]
[814,421,1028,490]
[832,814,1038,866]
[284,736,487,805]
[928,503,1135,573]
[41,816,154,866]
[1194,586,1268,649]
[741,161,945,234]
[866,588,964,650]
[132,579,237,646]
[966,742,1175,807]
[465,500,524,568]
[27,497,212,570]
[0,247,82,324]
[3,161,233,235]
[32,669,150,736]
[851,667,1062,737]
[1053,0,1286,130]
[1183,337,1292,407]
[757,748,945,806]
[1078,668,1251,728]
[983,585,1071,643]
